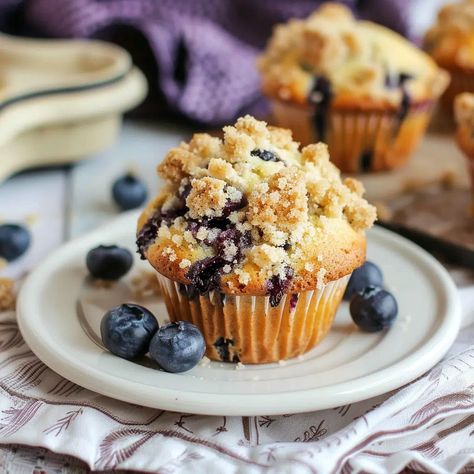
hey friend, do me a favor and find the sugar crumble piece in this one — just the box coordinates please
[343,177,365,197]
[162,247,177,262]
[131,271,161,298]
[235,268,251,285]
[0,278,15,311]
[91,279,116,289]
[25,213,39,225]
[235,362,246,370]
[157,223,171,240]
[316,267,327,289]
[157,146,202,183]
[171,234,183,245]
[198,356,211,367]
[207,158,244,188]
[248,244,288,270]
[247,166,309,246]
[188,133,222,158]
[179,259,191,269]
[161,195,182,214]
[344,196,377,232]
[186,177,227,219]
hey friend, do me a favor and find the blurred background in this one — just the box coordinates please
[1,0,472,282]
[0,0,453,125]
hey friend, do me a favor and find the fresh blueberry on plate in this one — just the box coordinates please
[112,173,148,211]
[350,286,398,332]
[0,223,31,261]
[86,245,133,280]
[344,261,383,300]
[100,303,158,360]
[149,321,206,373]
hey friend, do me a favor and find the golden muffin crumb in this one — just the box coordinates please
[137,115,376,296]
[0,278,15,311]
[131,271,161,298]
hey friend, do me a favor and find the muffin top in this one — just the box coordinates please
[258,3,449,108]
[424,0,474,69]
[137,116,376,304]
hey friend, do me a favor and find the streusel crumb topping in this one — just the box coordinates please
[259,3,448,107]
[137,115,376,303]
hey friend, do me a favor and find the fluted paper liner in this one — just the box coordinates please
[157,274,350,364]
[270,99,435,172]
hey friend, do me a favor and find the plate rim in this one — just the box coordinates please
[17,212,462,416]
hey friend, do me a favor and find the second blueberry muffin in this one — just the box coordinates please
[137,116,376,363]
[258,3,449,172]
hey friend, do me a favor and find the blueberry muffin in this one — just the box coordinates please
[258,3,449,172]
[424,0,474,113]
[137,115,376,363]
[455,93,474,214]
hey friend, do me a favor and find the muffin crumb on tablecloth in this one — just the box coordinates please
[0,278,15,311]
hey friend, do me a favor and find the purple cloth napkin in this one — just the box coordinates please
[0,0,413,124]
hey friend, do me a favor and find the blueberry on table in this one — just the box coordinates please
[101,304,158,360]
[350,286,398,333]
[86,245,133,280]
[0,223,31,261]
[112,174,148,211]
[344,261,383,300]
[149,321,206,373]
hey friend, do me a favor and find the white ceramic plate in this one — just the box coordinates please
[17,212,462,416]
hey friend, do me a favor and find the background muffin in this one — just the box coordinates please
[425,0,474,114]
[258,3,449,173]
[137,115,376,363]
[455,93,474,215]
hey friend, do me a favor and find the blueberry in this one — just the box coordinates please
[100,304,158,359]
[250,149,280,162]
[149,321,206,373]
[137,212,162,259]
[112,174,148,211]
[0,223,31,261]
[350,286,398,332]
[186,256,224,294]
[266,266,294,307]
[86,245,133,280]
[344,261,383,300]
